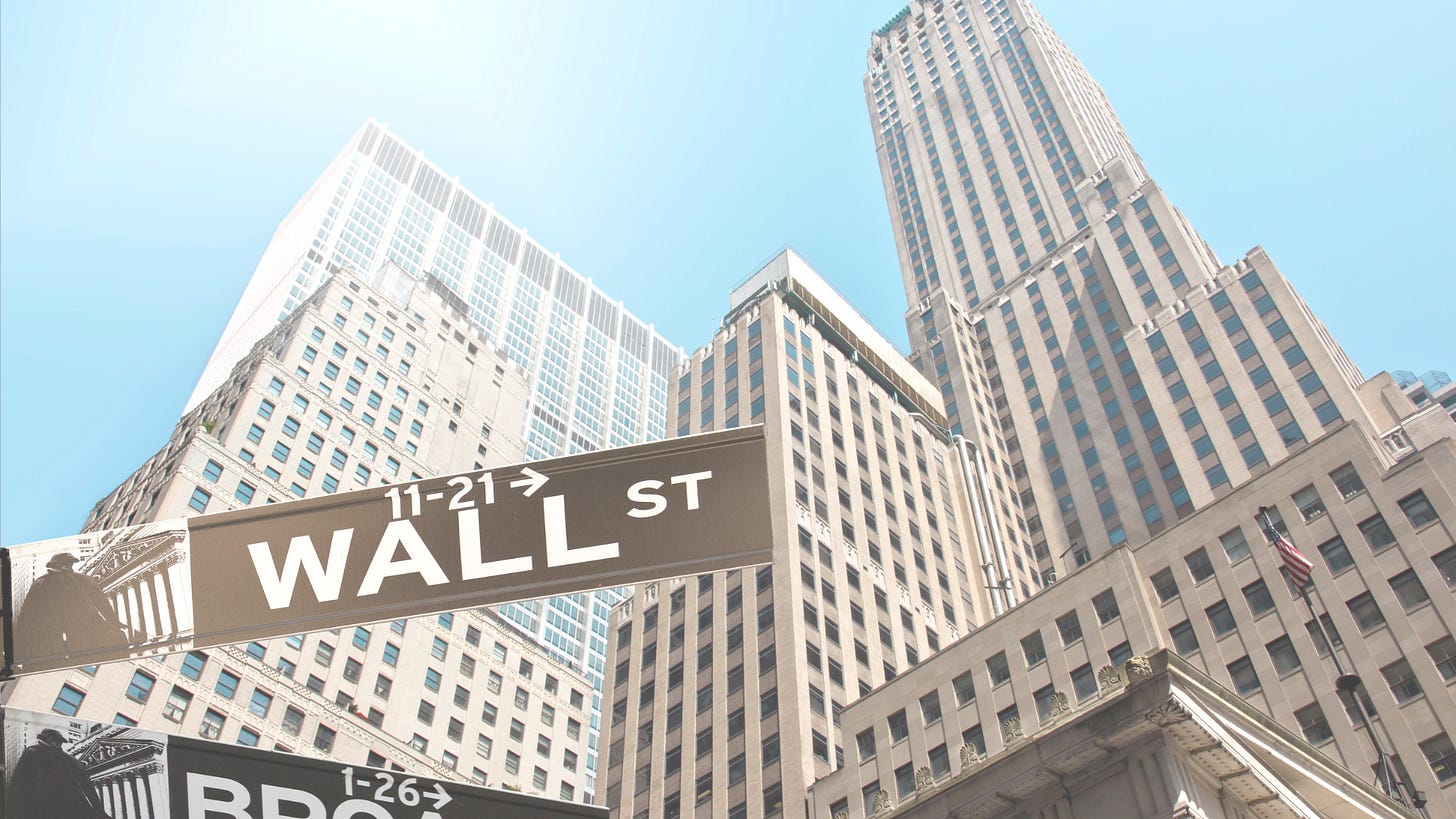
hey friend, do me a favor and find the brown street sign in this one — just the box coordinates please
[1,426,771,677]
[2,707,607,818]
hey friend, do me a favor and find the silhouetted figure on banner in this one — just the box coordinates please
[5,728,110,819]
[14,552,130,662]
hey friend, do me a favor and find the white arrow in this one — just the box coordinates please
[428,781,452,809]
[510,466,549,497]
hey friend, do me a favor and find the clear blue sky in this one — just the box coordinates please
[3,0,1452,545]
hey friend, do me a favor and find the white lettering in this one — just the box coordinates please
[543,494,619,566]
[187,772,250,819]
[333,799,394,819]
[247,531,353,610]
[671,470,713,510]
[458,509,532,579]
[626,479,667,518]
[260,784,325,819]
[358,519,450,596]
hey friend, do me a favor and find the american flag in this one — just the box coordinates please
[1259,508,1314,590]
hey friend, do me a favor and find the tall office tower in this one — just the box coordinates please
[602,250,1002,818]
[865,1,1373,580]
[2,266,600,800]
[181,120,683,796]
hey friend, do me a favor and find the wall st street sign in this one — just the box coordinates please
[1,426,772,677]
[1,708,607,819]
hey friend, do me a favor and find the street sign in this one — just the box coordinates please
[1,426,772,677]
[1,707,607,818]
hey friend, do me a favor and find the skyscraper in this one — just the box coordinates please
[2,265,600,799]
[601,3,1456,817]
[603,249,1003,816]
[178,120,684,797]
[865,0,1371,583]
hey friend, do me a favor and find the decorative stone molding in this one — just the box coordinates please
[959,742,983,769]
[1049,691,1071,717]
[872,789,893,815]
[1002,716,1024,743]
[1097,665,1124,691]
[1144,698,1192,728]
[915,765,935,791]
[1126,654,1155,683]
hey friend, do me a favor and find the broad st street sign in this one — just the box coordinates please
[2,707,607,819]
[1,426,772,677]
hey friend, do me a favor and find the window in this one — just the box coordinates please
[953,670,976,706]
[1389,569,1430,610]
[987,652,1011,686]
[1296,703,1333,744]
[1150,568,1178,602]
[1219,528,1251,563]
[895,762,916,799]
[1330,463,1365,498]
[1317,536,1354,573]
[1072,664,1098,701]
[920,691,942,725]
[282,706,304,736]
[1399,491,1439,527]
[1056,611,1082,645]
[1242,579,1275,616]
[188,487,211,513]
[1185,548,1214,582]
[1347,592,1386,632]
[1227,656,1260,695]
[1170,620,1199,655]
[1266,636,1301,675]
[888,709,909,743]
[1437,546,1456,588]
[200,709,226,739]
[53,684,85,716]
[856,729,876,760]
[163,686,193,722]
[314,725,336,752]
[181,651,207,680]
[1381,658,1423,703]
[1420,733,1456,782]
[1092,589,1120,624]
[1206,601,1236,637]
[1021,630,1047,666]
[1358,515,1397,551]
[1293,485,1325,522]
[215,670,240,699]
[248,689,273,717]
[1428,636,1456,682]
[237,726,260,747]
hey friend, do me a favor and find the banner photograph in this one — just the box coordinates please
[2,708,606,818]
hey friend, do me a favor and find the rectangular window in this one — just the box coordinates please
[987,652,1011,686]
[1228,656,1260,694]
[1092,589,1120,624]
[1056,611,1082,645]
[53,684,86,716]
[1347,592,1386,632]
[1381,658,1423,703]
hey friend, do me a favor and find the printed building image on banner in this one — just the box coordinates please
[2,707,605,818]
[5,520,193,675]
[3,709,170,819]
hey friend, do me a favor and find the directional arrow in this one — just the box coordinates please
[428,781,452,809]
[510,466,549,497]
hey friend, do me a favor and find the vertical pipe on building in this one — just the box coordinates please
[952,434,1005,616]
[970,441,1017,609]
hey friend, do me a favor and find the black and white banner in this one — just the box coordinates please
[1,708,605,818]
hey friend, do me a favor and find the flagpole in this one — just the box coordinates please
[1256,507,1419,810]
